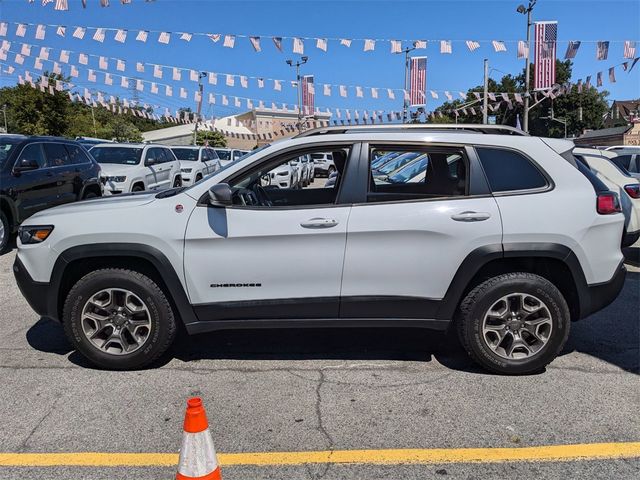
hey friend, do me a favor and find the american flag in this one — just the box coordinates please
[409,56,427,106]
[624,40,637,59]
[596,41,609,60]
[534,21,557,90]
[517,40,529,59]
[466,40,480,52]
[564,41,580,59]
[302,75,315,116]
[114,29,127,43]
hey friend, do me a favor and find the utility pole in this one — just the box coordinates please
[396,46,415,123]
[90,106,97,137]
[286,56,309,132]
[1,104,8,133]
[483,59,489,124]
[517,0,537,133]
[192,71,206,146]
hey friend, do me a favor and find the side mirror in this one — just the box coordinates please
[208,183,232,207]
[145,156,156,166]
[14,157,39,173]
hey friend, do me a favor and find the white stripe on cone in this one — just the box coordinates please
[177,430,219,478]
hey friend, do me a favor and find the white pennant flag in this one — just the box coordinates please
[356,86,364,97]
[440,40,452,54]
[208,93,215,104]
[390,40,402,53]
[414,40,427,49]
[70,65,79,77]
[21,44,31,56]
[34,58,43,70]
[364,39,375,51]
[158,32,170,44]
[223,35,236,48]
[78,53,89,65]
[226,74,235,86]
[250,36,261,52]
[105,73,113,85]
[88,69,96,82]
[257,77,264,88]
[240,76,248,88]
[0,22,8,37]
[387,89,395,99]
[371,87,378,99]
[39,47,49,60]
[234,97,241,108]
[72,26,85,39]
[153,64,163,78]
[136,79,144,92]
[116,59,125,71]
[56,25,65,37]
[517,40,529,59]
[151,82,158,94]
[293,37,304,54]
[120,76,129,88]
[339,85,347,97]
[114,29,127,43]
[194,90,201,103]
[93,28,106,43]
[340,39,352,48]
[136,30,148,42]
[274,79,282,91]
[190,69,199,82]
[172,67,181,80]
[16,24,27,37]
[208,72,217,85]
[136,62,144,73]
[430,90,439,99]
[180,32,192,42]
[208,33,221,43]
[99,56,108,69]
[165,85,173,96]
[52,62,61,74]
[316,38,327,52]
[272,36,283,51]
[492,40,507,52]
[466,40,480,52]
[222,95,228,105]
[445,91,453,100]
[35,24,46,40]
[323,84,331,96]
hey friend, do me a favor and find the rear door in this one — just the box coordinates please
[340,144,502,319]
[41,142,77,205]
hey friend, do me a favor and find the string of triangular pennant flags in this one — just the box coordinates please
[25,0,155,11]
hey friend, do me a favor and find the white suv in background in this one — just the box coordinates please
[15,125,626,374]
[311,152,335,177]
[90,144,182,194]
[170,146,221,186]
[214,148,249,167]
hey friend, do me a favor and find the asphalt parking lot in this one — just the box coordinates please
[0,247,638,479]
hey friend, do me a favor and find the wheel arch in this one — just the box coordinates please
[437,243,590,322]
[51,244,197,326]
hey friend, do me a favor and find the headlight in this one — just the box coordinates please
[18,225,54,244]
[181,168,193,173]
[105,176,126,183]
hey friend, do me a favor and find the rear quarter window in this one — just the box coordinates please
[476,147,548,193]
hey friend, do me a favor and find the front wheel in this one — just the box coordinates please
[62,269,177,370]
[173,176,182,188]
[457,273,570,375]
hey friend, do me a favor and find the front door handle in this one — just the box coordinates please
[300,218,339,229]
[451,211,491,222]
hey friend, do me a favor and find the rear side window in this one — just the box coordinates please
[611,154,632,171]
[476,147,548,193]
[43,143,71,167]
[65,144,92,164]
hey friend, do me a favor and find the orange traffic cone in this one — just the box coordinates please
[176,397,222,480]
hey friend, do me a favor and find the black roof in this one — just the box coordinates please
[576,125,632,140]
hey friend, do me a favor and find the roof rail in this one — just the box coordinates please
[294,123,528,138]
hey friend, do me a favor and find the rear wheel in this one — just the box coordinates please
[0,211,10,255]
[63,269,177,370]
[173,176,182,188]
[457,273,570,375]
[83,190,99,199]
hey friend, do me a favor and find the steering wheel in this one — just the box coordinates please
[252,184,273,207]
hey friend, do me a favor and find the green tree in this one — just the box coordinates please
[196,130,226,147]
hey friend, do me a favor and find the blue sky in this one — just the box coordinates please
[0,0,638,119]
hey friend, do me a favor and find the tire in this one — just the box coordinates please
[457,272,570,375]
[132,184,145,192]
[83,190,98,200]
[62,268,177,370]
[195,174,203,183]
[0,210,10,255]
[173,176,182,188]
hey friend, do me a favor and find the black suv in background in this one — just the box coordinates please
[0,135,102,253]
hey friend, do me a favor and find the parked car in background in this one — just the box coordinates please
[75,136,113,150]
[311,152,335,177]
[303,154,315,184]
[290,155,313,187]
[214,148,249,167]
[372,151,426,181]
[89,144,182,195]
[268,161,297,188]
[574,147,640,246]
[170,146,221,186]
[0,135,102,253]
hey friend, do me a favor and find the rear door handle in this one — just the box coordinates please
[451,211,491,222]
[300,218,339,229]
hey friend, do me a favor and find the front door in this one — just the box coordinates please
[183,144,356,321]
[340,144,502,319]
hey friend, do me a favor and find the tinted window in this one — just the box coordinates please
[233,150,244,161]
[16,143,46,169]
[91,147,143,165]
[65,144,91,164]
[612,154,632,171]
[476,147,547,192]
[0,139,21,167]
[215,149,231,160]
[43,143,71,167]
[208,148,219,160]
[162,148,176,163]
[172,148,199,161]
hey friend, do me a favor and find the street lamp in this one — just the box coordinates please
[517,0,537,133]
[286,56,309,132]
[1,105,7,133]
[395,46,415,123]
[192,71,207,145]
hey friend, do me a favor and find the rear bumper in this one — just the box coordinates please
[622,229,640,248]
[580,262,626,319]
[13,256,55,320]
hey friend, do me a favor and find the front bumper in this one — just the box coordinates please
[13,256,54,320]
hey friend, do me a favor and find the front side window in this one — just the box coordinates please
[65,144,92,164]
[476,147,548,193]
[43,143,71,167]
[368,147,467,202]
[227,146,351,207]
[215,149,231,161]
[90,147,143,165]
[16,143,46,169]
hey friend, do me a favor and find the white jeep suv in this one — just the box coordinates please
[170,146,221,186]
[14,125,626,373]
[90,144,182,194]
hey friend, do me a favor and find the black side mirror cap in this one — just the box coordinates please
[208,183,232,207]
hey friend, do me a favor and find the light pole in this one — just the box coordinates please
[396,46,415,123]
[541,115,568,138]
[286,56,309,132]
[193,71,207,145]
[1,104,7,133]
[517,0,537,133]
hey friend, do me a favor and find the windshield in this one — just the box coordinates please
[389,156,429,183]
[377,152,422,175]
[172,148,199,161]
[90,146,143,165]
[215,149,232,160]
[0,139,19,167]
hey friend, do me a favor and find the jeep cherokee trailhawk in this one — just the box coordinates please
[14,125,627,373]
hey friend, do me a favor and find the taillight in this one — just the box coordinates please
[624,184,640,199]
[597,192,622,215]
